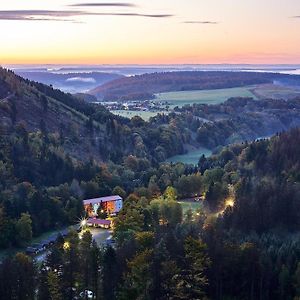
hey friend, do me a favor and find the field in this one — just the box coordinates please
[111,86,259,120]
[166,147,212,165]
[252,83,300,100]
[179,201,203,213]
[111,110,163,121]
[155,86,257,108]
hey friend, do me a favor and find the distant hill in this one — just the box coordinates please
[74,93,98,103]
[2,67,300,165]
[0,68,113,160]
[0,68,187,162]
[14,71,123,93]
[88,71,300,101]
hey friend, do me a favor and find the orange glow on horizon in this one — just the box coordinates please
[0,0,300,65]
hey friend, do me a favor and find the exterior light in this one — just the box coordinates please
[63,241,70,251]
[225,199,234,208]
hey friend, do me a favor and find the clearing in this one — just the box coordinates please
[166,147,212,165]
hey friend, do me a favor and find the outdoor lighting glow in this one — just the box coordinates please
[79,216,88,230]
[63,241,70,251]
[225,199,235,208]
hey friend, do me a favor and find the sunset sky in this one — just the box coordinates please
[0,0,300,64]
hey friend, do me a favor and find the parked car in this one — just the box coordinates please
[25,247,39,255]
[79,290,93,299]
[105,236,116,247]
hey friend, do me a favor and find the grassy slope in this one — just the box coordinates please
[155,86,257,108]
[165,147,212,165]
[112,86,257,121]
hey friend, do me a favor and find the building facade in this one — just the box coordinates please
[83,195,123,217]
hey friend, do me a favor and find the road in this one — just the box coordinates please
[88,228,112,245]
[35,227,111,263]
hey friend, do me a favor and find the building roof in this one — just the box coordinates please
[87,218,111,226]
[83,195,122,206]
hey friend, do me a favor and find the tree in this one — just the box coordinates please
[102,246,118,300]
[90,241,101,299]
[48,271,62,300]
[114,202,144,243]
[294,263,300,298]
[148,175,161,197]
[151,199,183,226]
[198,154,208,174]
[16,213,32,246]
[135,231,154,251]
[97,206,108,219]
[112,186,126,199]
[164,186,178,201]
[62,230,80,300]
[118,249,153,300]
[13,253,36,300]
[205,182,228,212]
[279,265,291,299]
[170,237,210,300]
[41,95,48,113]
[79,230,93,291]
[0,207,15,248]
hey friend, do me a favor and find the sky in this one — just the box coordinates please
[0,0,300,65]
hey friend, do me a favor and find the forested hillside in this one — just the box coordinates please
[2,67,300,167]
[222,128,300,232]
[177,96,300,148]
[1,122,300,299]
[89,71,300,101]
[0,68,188,163]
[2,67,300,299]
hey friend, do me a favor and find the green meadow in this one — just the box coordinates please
[166,147,212,165]
[155,86,257,108]
[178,201,203,213]
[111,86,257,120]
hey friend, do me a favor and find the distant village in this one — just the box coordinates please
[98,99,172,113]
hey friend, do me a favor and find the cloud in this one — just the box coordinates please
[292,16,300,18]
[0,10,83,21]
[66,77,96,83]
[183,21,219,24]
[69,2,136,7]
[104,13,173,18]
[0,10,173,21]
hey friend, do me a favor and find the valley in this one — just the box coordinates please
[2,0,300,298]
[1,67,300,300]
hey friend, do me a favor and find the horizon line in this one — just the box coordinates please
[2,63,300,67]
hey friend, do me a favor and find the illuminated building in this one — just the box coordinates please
[83,195,123,217]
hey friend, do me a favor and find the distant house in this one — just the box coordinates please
[83,195,123,217]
